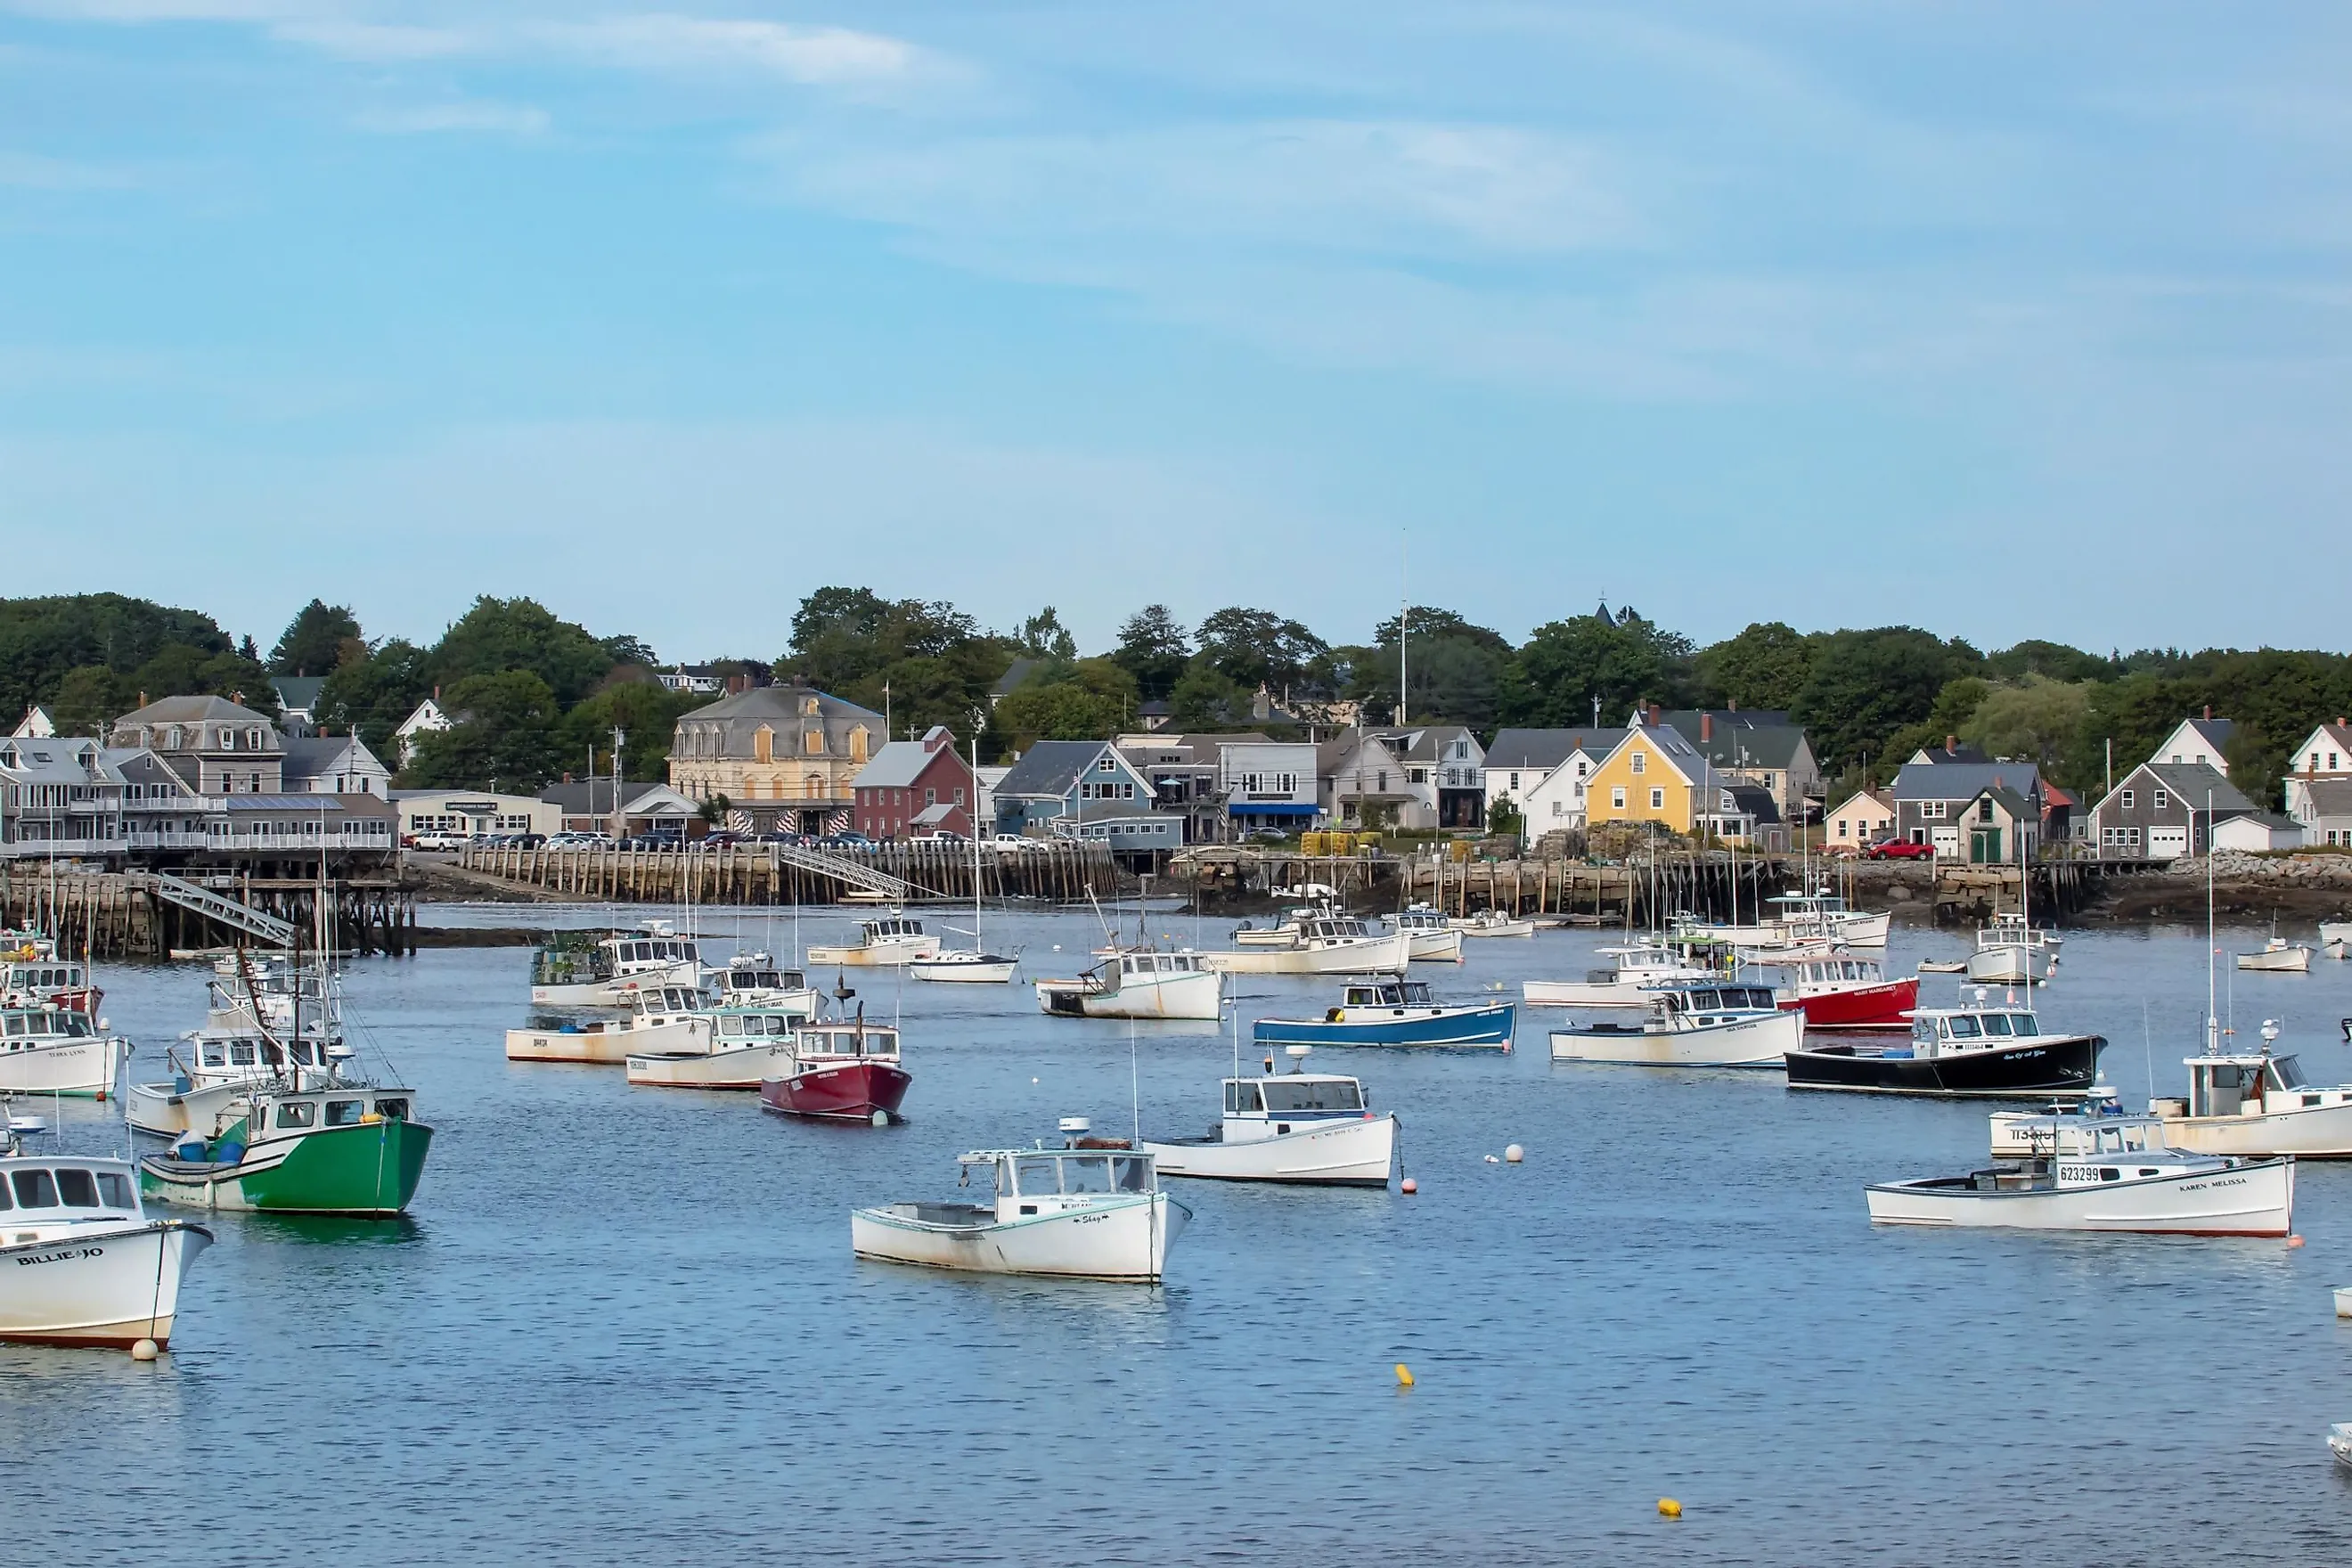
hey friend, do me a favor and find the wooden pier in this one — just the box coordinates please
[1,866,420,959]
[454,839,1121,906]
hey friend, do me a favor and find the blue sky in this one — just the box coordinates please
[4,3,2347,664]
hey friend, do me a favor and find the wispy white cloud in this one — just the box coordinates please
[272,18,470,61]
[531,13,917,86]
[355,100,549,137]
[0,150,137,189]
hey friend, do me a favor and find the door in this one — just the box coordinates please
[2148,825,2189,858]
[1931,827,1961,859]
[1970,828,2003,864]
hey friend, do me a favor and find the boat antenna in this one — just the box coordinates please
[1129,1008,1143,1148]
[2206,788,2218,1057]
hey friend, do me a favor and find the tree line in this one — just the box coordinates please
[5,591,2348,810]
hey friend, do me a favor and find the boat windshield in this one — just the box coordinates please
[1261,1079,1363,1113]
[1980,1014,2013,1037]
[1224,1081,1265,1113]
[2269,1055,2309,1090]
[1014,1151,1151,1196]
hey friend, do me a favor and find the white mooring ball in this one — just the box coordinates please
[1505,1144,1524,1164]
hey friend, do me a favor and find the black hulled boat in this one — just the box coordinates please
[1785,999,2103,1098]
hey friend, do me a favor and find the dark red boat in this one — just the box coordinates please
[1764,954,1918,1031]
[759,1019,911,1123]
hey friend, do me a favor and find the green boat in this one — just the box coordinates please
[138,1084,432,1218]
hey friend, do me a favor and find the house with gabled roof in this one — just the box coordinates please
[1643,708,1819,821]
[992,739,1176,852]
[852,724,975,840]
[1482,727,1627,836]
[1825,787,1895,853]
[1584,715,1710,836]
[2152,709,2235,774]
[1889,757,2046,859]
[2283,718,2352,836]
[2084,761,2258,860]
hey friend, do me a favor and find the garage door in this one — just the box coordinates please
[1931,827,1961,858]
[2149,826,2190,858]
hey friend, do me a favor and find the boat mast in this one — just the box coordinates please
[967,712,985,957]
[2205,788,2217,1057]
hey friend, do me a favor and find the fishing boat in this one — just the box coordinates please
[1143,1046,1395,1185]
[2136,1021,2352,1157]
[1548,981,1801,1067]
[2330,1423,2352,1469]
[0,1120,212,1352]
[1866,1105,2293,1236]
[2235,934,2313,974]
[1036,949,1222,1020]
[1968,911,2062,985]
[805,912,939,968]
[1785,997,2103,1098]
[1695,889,1890,951]
[0,932,101,1016]
[1231,902,1332,950]
[759,1016,911,1123]
[1523,936,1730,1009]
[140,1081,432,1217]
[625,1003,800,1090]
[528,920,703,1007]
[0,1003,130,1098]
[126,1012,350,1139]
[913,766,1021,983]
[1753,951,1919,1031]
[505,983,710,1065]
[1254,977,1515,1050]
[1197,915,1411,976]
[1451,908,1536,939]
[1391,903,1464,962]
[850,1120,1188,1281]
[708,955,820,1016]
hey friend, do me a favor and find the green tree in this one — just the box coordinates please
[404,671,565,790]
[1793,628,1978,773]
[429,596,628,707]
[1500,610,1693,729]
[1695,622,1816,711]
[784,587,988,697]
[1112,604,1191,702]
[269,600,363,675]
[1016,606,1078,661]
[1962,677,2091,776]
[1489,793,1525,841]
[1166,662,1253,731]
[1984,640,2112,683]
[316,639,432,755]
[1873,677,1991,777]
[992,659,1137,749]
[1195,607,1327,696]
[561,678,705,781]
[1361,608,1509,728]
[48,666,134,736]
[0,592,241,722]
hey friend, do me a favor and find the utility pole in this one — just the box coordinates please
[610,727,626,844]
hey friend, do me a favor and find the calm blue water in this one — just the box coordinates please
[7,906,2352,1565]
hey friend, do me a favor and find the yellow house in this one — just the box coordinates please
[1583,720,1707,835]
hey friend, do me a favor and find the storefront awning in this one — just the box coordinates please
[1228,802,1318,817]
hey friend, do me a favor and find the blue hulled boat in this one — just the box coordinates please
[1253,978,1515,1051]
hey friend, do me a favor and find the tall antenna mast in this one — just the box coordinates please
[1397,531,1408,726]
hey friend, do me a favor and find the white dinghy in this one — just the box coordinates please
[852,1119,1188,1282]
[1548,981,1801,1068]
[2235,935,2313,974]
[1144,1047,1395,1187]
[1868,1105,2293,1236]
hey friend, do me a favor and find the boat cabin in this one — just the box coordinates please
[1338,979,1435,1009]
[710,1009,802,1042]
[2175,1053,2351,1117]
[1776,956,1887,987]
[1221,1073,1368,1142]
[605,927,698,971]
[1301,917,1375,943]
[1,1157,143,1241]
[960,1147,1157,1221]
[1910,1006,2046,1056]
[1393,907,1450,933]
[3,957,89,998]
[203,1088,416,1153]
[1094,951,1210,990]
[859,917,926,943]
[3,1007,97,1047]
[1976,911,2054,951]
[191,1030,337,1074]
[793,1021,901,1060]
[1650,984,1779,1023]
[714,964,808,996]
[627,985,706,1020]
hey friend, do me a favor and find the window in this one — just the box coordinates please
[12,1169,57,1207]
[1978,797,1994,822]
[1837,819,1849,838]
[54,1168,99,1207]
[325,1099,364,1126]
[1013,1155,1063,1196]
[373,1098,410,1121]
[275,1101,316,1129]
[1631,752,1646,775]
[98,1171,132,1207]
[1576,761,1588,778]
[2152,789,2168,811]
[1650,788,1665,810]
[1508,772,1521,790]
[2119,788,2135,809]
[1611,787,1626,810]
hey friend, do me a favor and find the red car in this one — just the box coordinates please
[1863,837,1935,861]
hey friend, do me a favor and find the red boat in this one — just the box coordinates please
[759,1019,911,1123]
[1765,954,1918,1031]
[1,938,102,1017]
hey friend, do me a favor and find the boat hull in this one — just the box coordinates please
[625,1044,780,1090]
[1968,945,2055,984]
[1254,1002,1515,1050]
[0,1034,128,1098]
[2155,1102,2352,1159]
[1453,919,1535,938]
[1145,1115,1394,1186]
[761,1060,912,1122]
[1035,969,1221,1021]
[1866,1158,2293,1236]
[851,1192,1188,1280]
[1199,934,1412,976]
[2235,947,2313,974]
[1787,1033,2105,1098]
[805,937,939,967]
[1404,928,1465,962]
[1549,1008,1800,1067]
[506,1015,706,1064]
[1523,974,1712,1009]
[909,957,1019,984]
[0,1221,211,1351]
[1781,976,1919,1031]
[139,1119,433,1217]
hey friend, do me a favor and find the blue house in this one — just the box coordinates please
[992,740,1181,852]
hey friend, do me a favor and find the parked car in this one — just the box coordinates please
[700,830,745,848]
[409,830,471,851]
[913,829,968,844]
[991,833,1035,853]
[625,829,685,851]
[1863,837,1935,861]
[1240,828,1291,845]
[818,831,874,851]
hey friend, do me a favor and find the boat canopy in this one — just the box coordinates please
[1340,980,1433,1007]
[957,1148,1156,1197]
[1913,1009,2043,1043]
[0,1159,138,1215]
[1226,1075,1365,1115]
[863,918,924,938]
[1114,951,1206,976]
[795,1022,900,1058]
[1653,984,1777,1013]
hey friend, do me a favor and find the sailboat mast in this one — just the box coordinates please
[2205,788,2217,1056]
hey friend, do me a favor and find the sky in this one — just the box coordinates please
[4,3,2348,665]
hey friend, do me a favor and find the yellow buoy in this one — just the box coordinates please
[1657,1498,1681,1518]
[1394,1363,1414,1388]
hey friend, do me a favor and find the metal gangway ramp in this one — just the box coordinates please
[151,872,301,948]
[768,844,919,902]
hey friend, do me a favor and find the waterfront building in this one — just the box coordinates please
[1482,728,1626,835]
[1581,715,1706,837]
[108,696,285,796]
[1825,787,1896,851]
[2283,718,2352,837]
[536,779,699,837]
[1318,726,1485,831]
[1889,757,2047,857]
[1641,709,1819,823]
[394,789,562,842]
[2153,709,2235,774]
[2082,762,2255,860]
[1118,732,1318,842]
[852,725,976,840]
[992,739,1176,852]
[667,685,882,836]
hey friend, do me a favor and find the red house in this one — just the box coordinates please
[851,725,976,840]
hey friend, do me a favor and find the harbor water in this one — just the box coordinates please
[7,908,2352,1564]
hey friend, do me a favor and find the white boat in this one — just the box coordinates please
[1143,1047,1395,1186]
[625,1002,800,1090]
[529,920,704,1007]
[1966,911,2061,984]
[1231,902,1333,950]
[1867,1106,2293,1236]
[0,1003,131,1098]
[2139,1023,2352,1156]
[1694,889,1890,951]
[1548,981,1801,1067]
[2321,920,2350,958]
[127,1013,352,1139]
[851,1121,1189,1281]
[1391,903,1464,962]
[0,932,101,1015]
[1036,949,1221,1020]
[909,951,1020,984]
[1451,908,1535,939]
[2336,1287,2351,1320]
[2235,935,2312,974]
[2330,1422,2352,1469]
[1198,916,1411,976]
[0,1131,211,1352]
[506,983,710,1064]
[1523,937,1729,1009]
[707,956,821,1016]
[806,912,939,967]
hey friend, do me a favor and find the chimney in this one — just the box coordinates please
[1700,713,1713,744]
[1646,702,1662,727]
[562,772,573,784]
[1727,698,1737,713]
[2202,705,2212,721]
[433,685,441,701]
[1945,735,1958,754]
